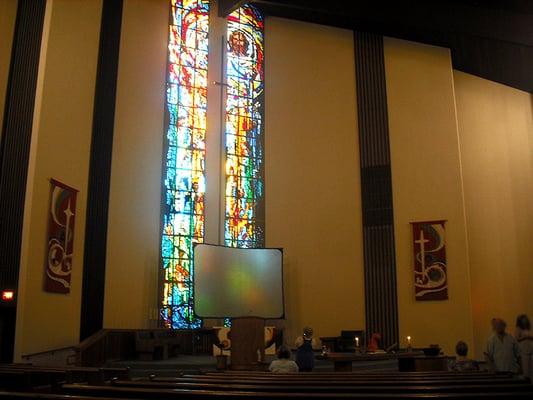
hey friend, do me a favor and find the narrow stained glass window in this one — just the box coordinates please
[224,4,265,249]
[160,0,209,329]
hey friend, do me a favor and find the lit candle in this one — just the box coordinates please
[407,336,412,346]
[355,337,360,347]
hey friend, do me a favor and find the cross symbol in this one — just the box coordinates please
[415,229,429,272]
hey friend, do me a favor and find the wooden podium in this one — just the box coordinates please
[230,317,265,370]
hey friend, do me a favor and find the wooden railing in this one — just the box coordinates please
[77,329,137,366]
[21,328,215,367]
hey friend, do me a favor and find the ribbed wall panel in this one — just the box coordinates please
[354,32,399,348]
[0,0,47,290]
[80,0,123,341]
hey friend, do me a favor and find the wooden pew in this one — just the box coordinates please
[174,371,509,378]
[60,369,533,399]
[103,381,533,393]
[0,370,29,390]
[0,393,127,400]
[178,372,514,382]
[146,380,531,393]
[205,370,499,377]
[60,384,533,399]
[142,376,529,387]
[0,368,68,391]
[179,374,514,384]
[0,365,130,391]
[0,365,131,381]
[181,376,514,382]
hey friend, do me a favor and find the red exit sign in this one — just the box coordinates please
[1,290,15,302]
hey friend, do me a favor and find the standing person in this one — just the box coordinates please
[295,327,317,372]
[269,346,299,373]
[515,314,533,380]
[485,318,521,373]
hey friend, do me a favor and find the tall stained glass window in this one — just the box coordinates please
[161,0,209,329]
[224,4,265,249]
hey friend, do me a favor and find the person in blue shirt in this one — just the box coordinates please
[295,327,317,372]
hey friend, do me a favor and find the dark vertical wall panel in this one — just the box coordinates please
[80,0,123,341]
[354,31,399,348]
[0,0,46,290]
[0,0,46,362]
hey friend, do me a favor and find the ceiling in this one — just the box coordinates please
[220,0,533,93]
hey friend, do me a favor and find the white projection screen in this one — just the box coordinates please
[193,244,284,319]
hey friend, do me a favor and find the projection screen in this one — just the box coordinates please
[193,244,284,319]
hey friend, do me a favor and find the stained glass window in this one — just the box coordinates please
[224,4,265,249]
[161,0,209,329]
[161,1,265,329]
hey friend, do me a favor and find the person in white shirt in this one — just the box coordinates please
[269,346,299,373]
[485,318,521,373]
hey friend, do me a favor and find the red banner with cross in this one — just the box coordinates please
[411,220,448,301]
[44,179,78,294]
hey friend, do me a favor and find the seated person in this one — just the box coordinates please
[485,318,521,373]
[448,341,479,372]
[269,346,299,373]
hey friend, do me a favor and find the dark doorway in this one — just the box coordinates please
[0,306,16,362]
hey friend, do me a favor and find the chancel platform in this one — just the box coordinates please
[323,352,448,372]
[107,354,398,378]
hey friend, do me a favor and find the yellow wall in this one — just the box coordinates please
[15,0,101,359]
[104,0,168,328]
[265,17,365,345]
[454,71,533,359]
[384,38,474,354]
[0,0,18,138]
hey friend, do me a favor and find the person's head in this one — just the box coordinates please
[303,327,313,339]
[492,318,507,334]
[455,341,468,357]
[516,314,531,331]
[277,346,291,360]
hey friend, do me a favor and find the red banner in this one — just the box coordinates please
[411,220,448,301]
[44,179,78,293]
